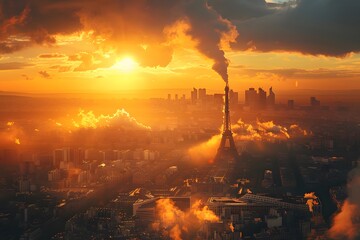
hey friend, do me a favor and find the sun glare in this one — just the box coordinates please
[114,57,138,73]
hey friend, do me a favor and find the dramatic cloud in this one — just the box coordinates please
[0,108,151,149]
[233,0,360,56]
[188,119,308,163]
[208,0,275,21]
[72,109,151,130]
[0,0,82,53]
[2,0,360,77]
[0,0,237,80]
[78,0,237,81]
[232,119,308,141]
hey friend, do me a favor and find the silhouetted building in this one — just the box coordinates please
[310,97,320,107]
[214,93,224,106]
[229,89,239,107]
[258,88,267,109]
[288,100,295,109]
[267,87,275,107]
[198,88,207,102]
[191,88,198,103]
[53,148,84,168]
[245,88,257,107]
[53,149,64,168]
[19,161,35,178]
[245,87,276,109]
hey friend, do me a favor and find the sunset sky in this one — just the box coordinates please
[1,0,360,94]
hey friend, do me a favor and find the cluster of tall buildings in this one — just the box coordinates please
[167,87,325,112]
[245,87,276,109]
[191,87,239,107]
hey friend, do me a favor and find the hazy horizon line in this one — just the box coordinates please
[2,88,360,96]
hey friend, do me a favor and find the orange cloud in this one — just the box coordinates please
[188,119,308,163]
[329,167,360,239]
[155,198,219,240]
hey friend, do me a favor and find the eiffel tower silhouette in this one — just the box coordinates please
[215,83,239,163]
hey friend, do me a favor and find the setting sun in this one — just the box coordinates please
[113,57,138,73]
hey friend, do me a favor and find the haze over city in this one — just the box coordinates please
[0,0,360,240]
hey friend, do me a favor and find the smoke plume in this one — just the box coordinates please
[232,119,308,141]
[154,198,219,240]
[188,133,222,164]
[229,222,235,232]
[304,192,319,213]
[182,0,238,82]
[188,119,308,163]
[328,166,360,240]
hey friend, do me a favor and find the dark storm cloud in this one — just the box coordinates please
[241,67,360,80]
[208,0,275,21]
[0,0,82,53]
[232,0,360,56]
[0,41,31,54]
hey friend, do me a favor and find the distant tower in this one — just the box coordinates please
[215,83,239,163]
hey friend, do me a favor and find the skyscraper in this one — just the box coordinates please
[198,88,207,101]
[191,88,198,104]
[245,88,257,107]
[258,88,267,109]
[267,87,275,107]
